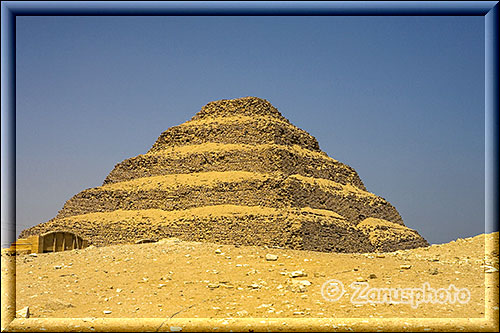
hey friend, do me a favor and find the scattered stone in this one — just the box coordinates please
[103,310,112,314]
[289,284,307,293]
[265,254,278,261]
[368,273,377,279]
[484,266,499,273]
[170,326,183,332]
[400,265,412,270]
[236,310,249,316]
[44,299,75,311]
[135,239,156,244]
[296,280,311,286]
[16,306,30,318]
[356,277,366,282]
[207,283,220,289]
[54,265,62,270]
[429,268,439,275]
[290,270,307,278]
[215,249,222,254]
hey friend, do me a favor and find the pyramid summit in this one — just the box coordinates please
[20,97,429,252]
[149,97,320,153]
[192,96,286,121]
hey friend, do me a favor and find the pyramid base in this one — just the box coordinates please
[19,206,428,253]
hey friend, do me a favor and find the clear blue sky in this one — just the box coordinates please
[14,15,486,246]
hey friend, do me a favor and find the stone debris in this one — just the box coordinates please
[16,306,30,318]
[135,239,156,244]
[236,310,249,316]
[400,265,412,270]
[290,270,307,278]
[207,283,220,289]
[265,254,278,261]
[484,266,498,273]
[294,280,311,286]
[44,299,75,311]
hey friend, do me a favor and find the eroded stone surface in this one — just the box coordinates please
[19,97,428,252]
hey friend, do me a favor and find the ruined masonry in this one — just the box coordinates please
[20,97,429,252]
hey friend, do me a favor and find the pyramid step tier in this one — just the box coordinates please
[148,116,320,153]
[57,171,402,226]
[19,205,428,252]
[104,143,366,190]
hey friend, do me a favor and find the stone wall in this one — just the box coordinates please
[103,145,366,190]
[149,118,320,153]
[56,175,402,226]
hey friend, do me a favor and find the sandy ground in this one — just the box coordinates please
[1,232,496,323]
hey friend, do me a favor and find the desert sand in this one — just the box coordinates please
[3,232,497,323]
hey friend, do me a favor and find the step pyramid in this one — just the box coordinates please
[19,97,429,252]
